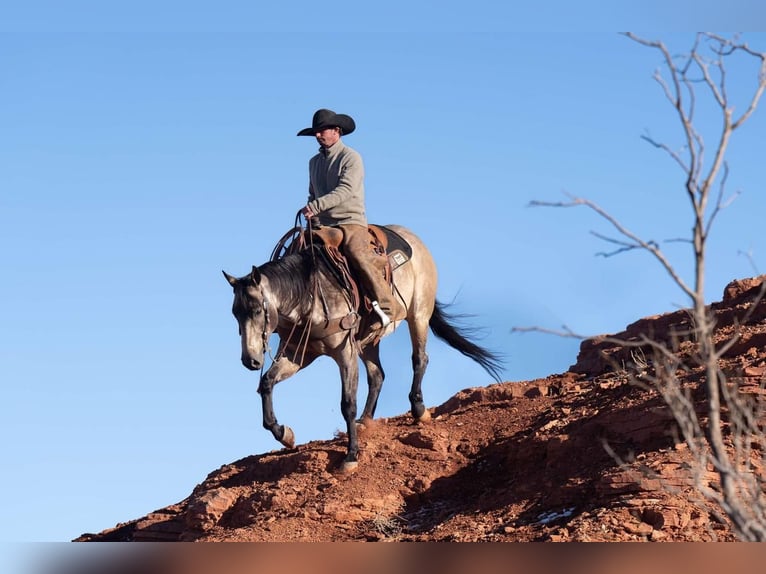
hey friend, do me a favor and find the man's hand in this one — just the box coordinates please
[300,205,315,219]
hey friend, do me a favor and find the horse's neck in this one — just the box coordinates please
[262,253,319,319]
[267,253,347,326]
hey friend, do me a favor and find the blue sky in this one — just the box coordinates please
[2,3,766,550]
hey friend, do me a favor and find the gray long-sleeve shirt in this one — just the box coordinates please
[306,139,367,226]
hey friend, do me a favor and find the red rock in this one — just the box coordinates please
[184,488,240,531]
[76,275,766,544]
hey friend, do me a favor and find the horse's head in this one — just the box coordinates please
[223,266,276,371]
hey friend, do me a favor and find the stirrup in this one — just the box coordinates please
[371,301,391,328]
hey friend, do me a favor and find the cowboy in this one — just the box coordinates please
[297,108,398,328]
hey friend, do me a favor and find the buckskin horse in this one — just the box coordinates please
[223,224,503,472]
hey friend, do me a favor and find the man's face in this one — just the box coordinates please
[315,126,340,148]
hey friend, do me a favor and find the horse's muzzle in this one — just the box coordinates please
[241,356,263,371]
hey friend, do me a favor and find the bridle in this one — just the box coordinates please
[255,212,360,373]
[257,280,317,369]
[260,289,274,359]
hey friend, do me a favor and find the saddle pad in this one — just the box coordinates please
[373,225,413,271]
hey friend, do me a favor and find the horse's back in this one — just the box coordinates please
[383,225,437,317]
[383,225,435,268]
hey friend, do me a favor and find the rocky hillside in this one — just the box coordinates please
[76,277,766,542]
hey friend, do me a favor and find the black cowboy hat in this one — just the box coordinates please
[297,109,356,136]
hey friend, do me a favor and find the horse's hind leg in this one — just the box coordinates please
[407,315,431,422]
[359,344,384,421]
[258,353,316,449]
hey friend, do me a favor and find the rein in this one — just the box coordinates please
[259,286,277,361]
[263,213,358,366]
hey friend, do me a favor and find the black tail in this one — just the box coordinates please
[428,300,505,382]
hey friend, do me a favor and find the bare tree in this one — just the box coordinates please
[527,33,766,540]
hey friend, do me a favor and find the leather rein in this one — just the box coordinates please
[262,215,359,366]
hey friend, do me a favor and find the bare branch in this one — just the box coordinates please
[510,325,586,339]
[534,33,766,540]
[694,40,727,109]
[640,133,689,173]
[737,248,760,275]
[704,162,739,239]
[590,230,651,257]
[531,194,695,300]
[706,33,766,130]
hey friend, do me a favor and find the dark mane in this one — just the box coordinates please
[257,250,317,311]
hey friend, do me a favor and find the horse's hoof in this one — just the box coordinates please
[415,408,431,423]
[280,426,295,449]
[339,460,359,474]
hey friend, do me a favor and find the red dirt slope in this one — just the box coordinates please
[76,276,766,542]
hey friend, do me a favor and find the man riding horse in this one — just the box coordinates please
[297,109,402,328]
[222,110,503,471]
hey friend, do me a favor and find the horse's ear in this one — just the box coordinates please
[249,266,261,286]
[222,271,238,287]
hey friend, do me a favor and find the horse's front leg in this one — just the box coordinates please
[335,340,361,471]
[258,352,316,449]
